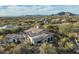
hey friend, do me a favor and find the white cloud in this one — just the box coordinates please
[0,5,79,16]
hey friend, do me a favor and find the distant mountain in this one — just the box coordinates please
[55,12,76,16]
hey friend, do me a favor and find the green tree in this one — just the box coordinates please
[59,23,73,34]
[12,41,34,54]
[64,42,75,51]
[58,37,75,53]
[43,24,59,33]
[39,42,57,54]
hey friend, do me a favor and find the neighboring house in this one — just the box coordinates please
[74,38,79,53]
[71,28,79,44]
[0,34,26,44]
[51,19,61,24]
[71,28,79,53]
[0,25,18,29]
[41,18,49,24]
[71,28,79,38]
[24,25,55,45]
[61,19,66,23]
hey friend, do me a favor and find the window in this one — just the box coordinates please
[51,37,53,41]
[13,39,16,43]
[17,40,21,44]
[47,37,53,42]
[48,38,50,42]
[37,41,41,43]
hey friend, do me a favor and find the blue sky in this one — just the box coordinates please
[0,5,79,16]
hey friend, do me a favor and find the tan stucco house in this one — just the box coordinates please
[24,26,55,45]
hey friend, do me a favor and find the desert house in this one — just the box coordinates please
[0,25,18,29]
[71,28,79,38]
[67,28,79,53]
[41,18,49,24]
[24,25,56,45]
[0,34,26,44]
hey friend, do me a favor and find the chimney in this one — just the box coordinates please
[36,25,39,29]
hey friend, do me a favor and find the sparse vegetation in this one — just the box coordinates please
[0,15,79,54]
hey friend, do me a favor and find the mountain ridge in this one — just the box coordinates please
[53,12,78,16]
